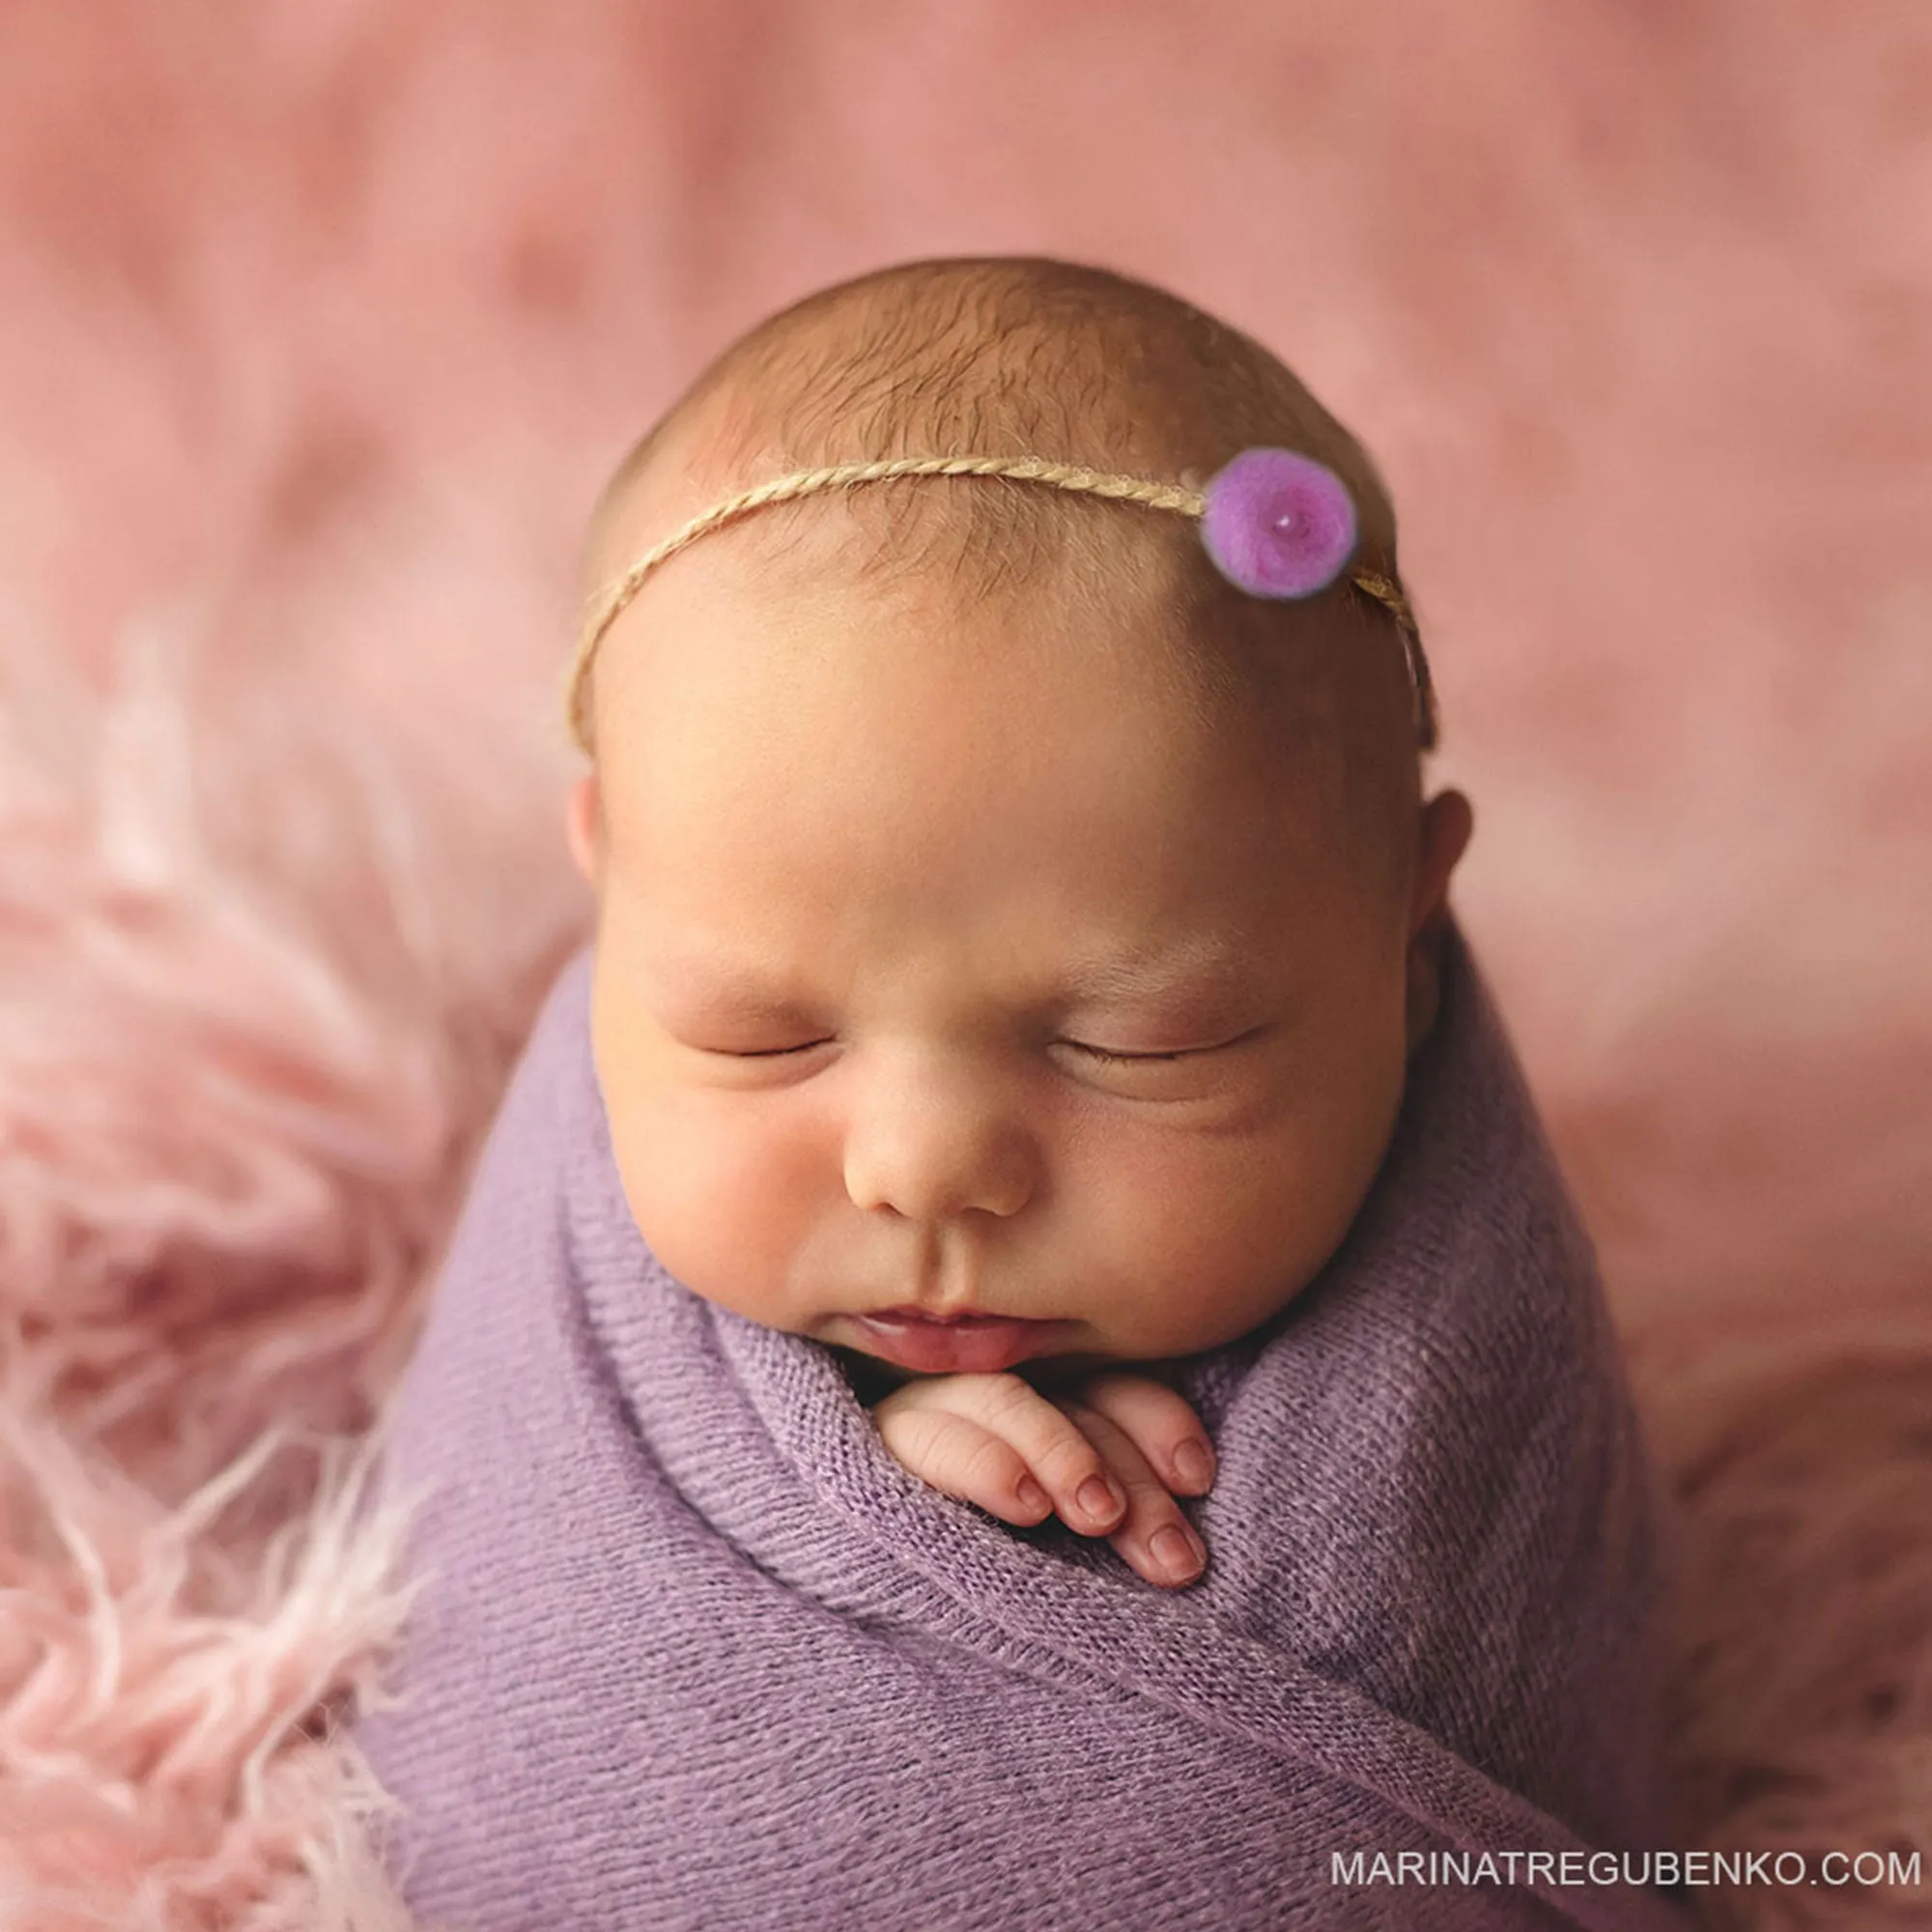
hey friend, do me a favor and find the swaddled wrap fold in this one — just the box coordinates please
[355,923,1691,1931]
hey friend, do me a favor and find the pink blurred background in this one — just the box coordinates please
[0,5,1926,1924]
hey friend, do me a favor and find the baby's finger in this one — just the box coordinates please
[897,1374,1132,1534]
[873,1399,1057,1526]
[1066,1370,1217,1496]
[1061,1400,1209,1589]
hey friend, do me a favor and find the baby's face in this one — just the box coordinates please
[574,519,1444,1382]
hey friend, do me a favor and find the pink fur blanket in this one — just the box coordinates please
[2,5,1928,1927]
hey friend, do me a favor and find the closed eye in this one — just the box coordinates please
[708,1030,1263,1064]
[1065,1042,1189,1065]
[1064,1030,1265,1065]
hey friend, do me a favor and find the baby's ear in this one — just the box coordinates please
[1404,789,1474,1052]
[566,776,603,885]
[1409,789,1473,934]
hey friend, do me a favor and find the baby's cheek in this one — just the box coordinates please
[609,1096,820,1324]
[1068,1129,1335,1352]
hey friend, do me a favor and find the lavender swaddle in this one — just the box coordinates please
[355,923,1691,1931]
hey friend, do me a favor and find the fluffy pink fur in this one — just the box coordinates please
[1,4,1926,1924]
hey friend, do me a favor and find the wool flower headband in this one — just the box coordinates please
[564,446,1439,754]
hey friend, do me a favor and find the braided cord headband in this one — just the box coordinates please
[565,451,1438,754]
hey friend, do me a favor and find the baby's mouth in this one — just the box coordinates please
[867,1304,1016,1325]
[849,1307,1061,1375]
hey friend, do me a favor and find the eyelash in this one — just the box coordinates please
[724,1040,1198,1064]
[1065,1042,1189,1065]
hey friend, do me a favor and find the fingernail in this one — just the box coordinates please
[1173,1439,1214,1490]
[1015,1476,1049,1515]
[1151,1524,1205,1580]
[1077,1475,1122,1522]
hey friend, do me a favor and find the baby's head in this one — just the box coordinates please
[565,257,1471,1382]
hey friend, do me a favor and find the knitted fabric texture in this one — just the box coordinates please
[354,923,1690,1932]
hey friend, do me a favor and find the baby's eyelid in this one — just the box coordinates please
[1065,1040,1190,1065]
[702,1028,1264,1063]
[1062,1028,1262,1064]
[722,1040,1197,1064]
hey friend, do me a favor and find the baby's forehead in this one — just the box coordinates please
[589,491,1418,944]
[604,510,1398,863]
[578,261,1423,917]
[603,485,1282,720]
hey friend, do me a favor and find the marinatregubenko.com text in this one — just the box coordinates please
[1332,1848,1921,1891]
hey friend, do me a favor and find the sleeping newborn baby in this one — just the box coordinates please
[355,257,1691,1931]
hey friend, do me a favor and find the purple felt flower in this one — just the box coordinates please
[1200,447,1359,600]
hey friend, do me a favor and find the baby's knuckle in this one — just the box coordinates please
[868,1390,920,1435]
[1127,1478,1182,1520]
[1055,1399,1111,1444]
[878,1405,954,1464]
[1084,1371,1191,1426]
[977,1373,1040,1427]
[1038,1430,1107,1488]
[958,1434,1022,1492]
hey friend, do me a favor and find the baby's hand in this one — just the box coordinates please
[871,1370,1214,1587]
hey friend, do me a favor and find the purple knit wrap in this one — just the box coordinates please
[355,923,1691,1930]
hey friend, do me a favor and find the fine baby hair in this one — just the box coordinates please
[565,444,1440,756]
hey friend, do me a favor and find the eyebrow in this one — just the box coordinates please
[1056,945,1258,1006]
[642,942,1262,1013]
[641,958,814,1014]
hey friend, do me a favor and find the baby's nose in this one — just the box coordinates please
[840,1058,1036,1223]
